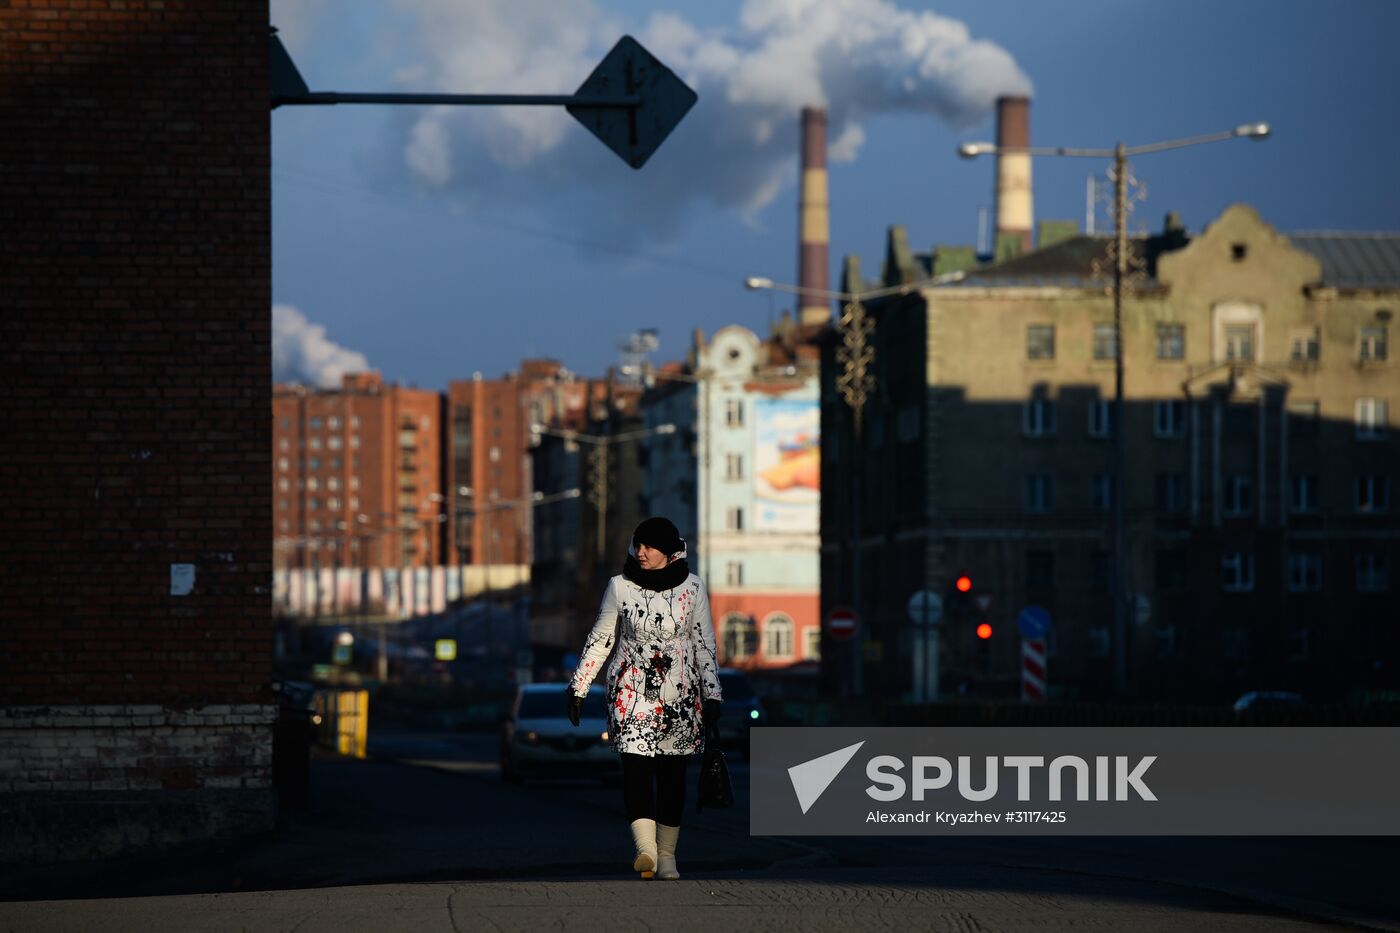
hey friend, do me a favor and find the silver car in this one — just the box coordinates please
[499,683,619,783]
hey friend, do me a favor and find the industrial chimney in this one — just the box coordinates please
[994,95,1033,257]
[798,107,830,327]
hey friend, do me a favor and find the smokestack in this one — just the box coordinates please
[994,95,1033,257]
[798,107,830,327]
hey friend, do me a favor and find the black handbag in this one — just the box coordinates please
[696,720,735,812]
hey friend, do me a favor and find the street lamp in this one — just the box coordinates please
[956,121,1270,697]
[744,271,964,697]
[530,422,677,579]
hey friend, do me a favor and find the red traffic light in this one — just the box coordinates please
[976,622,993,640]
[955,575,973,593]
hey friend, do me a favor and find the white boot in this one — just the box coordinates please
[630,818,657,878]
[655,823,681,880]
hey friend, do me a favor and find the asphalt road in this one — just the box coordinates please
[2,722,1396,932]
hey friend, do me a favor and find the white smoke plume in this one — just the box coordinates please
[280,0,1032,240]
[272,304,373,388]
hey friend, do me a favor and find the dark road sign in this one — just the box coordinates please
[271,29,696,170]
[567,35,698,170]
[828,607,859,641]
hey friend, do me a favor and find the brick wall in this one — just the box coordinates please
[0,0,274,860]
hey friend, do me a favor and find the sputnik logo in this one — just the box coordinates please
[788,741,865,814]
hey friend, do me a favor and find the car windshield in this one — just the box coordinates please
[718,672,755,702]
[518,688,606,720]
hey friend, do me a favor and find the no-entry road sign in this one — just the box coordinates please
[827,606,859,641]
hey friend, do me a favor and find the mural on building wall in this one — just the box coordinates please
[753,397,819,532]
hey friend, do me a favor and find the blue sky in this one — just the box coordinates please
[271,0,1400,387]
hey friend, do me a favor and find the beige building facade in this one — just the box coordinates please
[822,205,1398,702]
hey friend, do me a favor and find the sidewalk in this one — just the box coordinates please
[0,862,1369,932]
[0,747,799,903]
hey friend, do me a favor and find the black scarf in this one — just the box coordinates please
[623,554,690,592]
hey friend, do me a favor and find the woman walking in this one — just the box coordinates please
[568,516,722,880]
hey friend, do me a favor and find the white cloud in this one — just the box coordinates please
[272,304,372,388]
[296,0,1032,241]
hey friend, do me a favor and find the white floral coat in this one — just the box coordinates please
[570,572,722,756]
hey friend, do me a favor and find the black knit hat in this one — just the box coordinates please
[632,516,682,556]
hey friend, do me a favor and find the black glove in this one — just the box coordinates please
[702,699,721,730]
[567,694,583,727]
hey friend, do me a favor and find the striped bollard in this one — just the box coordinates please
[1021,638,1047,702]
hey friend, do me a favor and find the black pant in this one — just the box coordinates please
[620,752,688,826]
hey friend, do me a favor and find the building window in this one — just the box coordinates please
[278,437,289,452]
[1092,323,1117,360]
[763,613,794,659]
[308,457,321,471]
[1291,474,1318,514]
[1356,398,1388,440]
[896,406,920,443]
[726,507,745,531]
[1027,324,1055,360]
[1024,474,1054,513]
[350,496,359,510]
[326,477,340,491]
[350,476,359,490]
[1091,551,1110,590]
[1023,397,1056,437]
[327,416,341,430]
[1355,475,1390,514]
[309,497,321,511]
[279,519,289,532]
[350,415,360,429]
[1359,325,1388,362]
[310,417,324,429]
[721,613,755,661]
[1087,399,1113,439]
[278,498,289,512]
[328,436,343,450]
[1356,552,1389,593]
[327,497,340,511]
[1221,552,1255,592]
[280,417,290,430]
[1156,324,1185,360]
[1091,473,1115,512]
[725,453,744,481]
[1231,242,1248,262]
[1224,475,1253,516]
[278,456,289,472]
[1289,328,1320,363]
[1287,552,1322,592]
[725,399,744,427]
[307,476,319,492]
[725,560,744,587]
[331,456,342,470]
[1155,472,1186,512]
[1223,627,1249,660]
[1224,323,1256,362]
[1288,400,1319,437]
[279,477,289,492]
[1156,550,1188,590]
[1025,550,1054,587]
[805,628,822,661]
[1154,400,1186,438]
[351,435,361,449]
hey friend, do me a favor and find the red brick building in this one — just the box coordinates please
[273,373,444,572]
[0,0,274,860]
[446,360,573,570]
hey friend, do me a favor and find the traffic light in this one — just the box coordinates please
[976,622,993,640]
[945,572,974,620]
